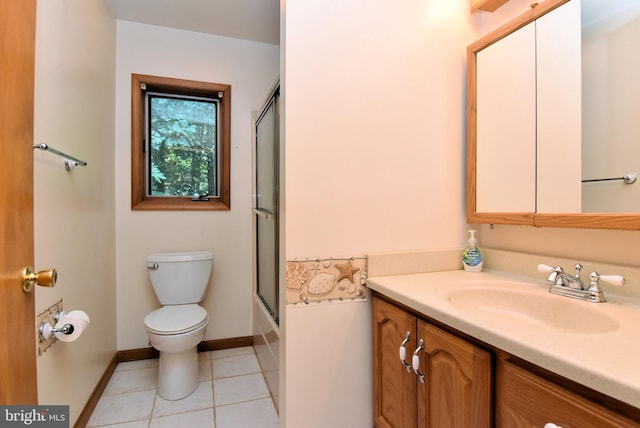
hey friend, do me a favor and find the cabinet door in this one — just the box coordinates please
[497,361,640,428]
[536,0,581,213]
[470,0,583,221]
[373,297,418,428]
[416,321,492,428]
[476,19,536,214]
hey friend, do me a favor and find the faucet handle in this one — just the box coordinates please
[589,272,625,288]
[537,264,561,273]
[587,272,625,302]
[538,264,563,284]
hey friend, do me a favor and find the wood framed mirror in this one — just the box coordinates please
[467,0,640,230]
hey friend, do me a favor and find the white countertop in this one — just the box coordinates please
[367,269,640,409]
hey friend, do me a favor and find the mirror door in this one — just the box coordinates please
[469,0,640,229]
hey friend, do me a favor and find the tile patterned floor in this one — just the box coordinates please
[87,346,278,428]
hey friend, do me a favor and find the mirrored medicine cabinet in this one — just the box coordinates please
[467,0,640,230]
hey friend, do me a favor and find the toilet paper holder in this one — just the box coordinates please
[38,310,73,342]
[39,322,74,342]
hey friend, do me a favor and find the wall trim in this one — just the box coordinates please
[74,336,253,427]
[117,346,159,362]
[198,336,253,352]
[286,256,368,305]
[73,354,119,428]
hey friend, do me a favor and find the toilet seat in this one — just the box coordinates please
[144,304,208,335]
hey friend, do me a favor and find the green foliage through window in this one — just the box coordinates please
[147,95,218,197]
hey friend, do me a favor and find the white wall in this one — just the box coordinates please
[114,22,279,350]
[283,0,478,426]
[33,1,116,425]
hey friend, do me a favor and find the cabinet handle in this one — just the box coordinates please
[412,338,425,384]
[399,331,412,373]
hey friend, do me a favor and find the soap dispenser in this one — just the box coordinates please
[462,230,483,272]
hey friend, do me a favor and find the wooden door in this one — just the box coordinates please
[373,296,417,428]
[0,0,38,403]
[416,321,492,428]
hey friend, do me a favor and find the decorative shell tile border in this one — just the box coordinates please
[286,256,367,305]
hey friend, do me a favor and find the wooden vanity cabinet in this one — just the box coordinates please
[373,293,640,427]
[497,360,640,428]
[373,296,418,428]
[416,319,492,428]
[373,295,492,428]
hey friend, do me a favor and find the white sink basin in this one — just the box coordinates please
[442,281,619,334]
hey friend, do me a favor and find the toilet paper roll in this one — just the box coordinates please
[55,310,90,342]
[65,310,90,324]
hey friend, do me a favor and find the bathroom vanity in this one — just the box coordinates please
[368,269,640,427]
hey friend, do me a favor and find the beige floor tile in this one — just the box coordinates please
[87,390,155,427]
[115,359,159,372]
[213,373,269,407]
[104,367,158,395]
[150,408,214,428]
[91,420,149,428]
[88,348,278,428]
[198,351,212,360]
[215,398,278,428]
[199,358,212,381]
[213,353,260,379]
[152,381,213,418]
[211,346,254,360]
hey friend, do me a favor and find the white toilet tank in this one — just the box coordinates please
[147,251,214,305]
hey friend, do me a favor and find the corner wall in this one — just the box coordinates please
[33,1,117,425]
[283,0,478,426]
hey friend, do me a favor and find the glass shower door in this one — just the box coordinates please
[254,87,279,323]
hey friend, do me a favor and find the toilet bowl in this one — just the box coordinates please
[143,251,213,400]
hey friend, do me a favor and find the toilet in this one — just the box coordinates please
[144,251,213,400]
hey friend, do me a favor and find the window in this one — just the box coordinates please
[131,74,231,210]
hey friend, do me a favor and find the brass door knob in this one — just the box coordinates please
[22,266,57,293]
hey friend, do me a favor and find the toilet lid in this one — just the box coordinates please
[144,304,208,335]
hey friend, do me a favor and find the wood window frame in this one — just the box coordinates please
[131,73,231,211]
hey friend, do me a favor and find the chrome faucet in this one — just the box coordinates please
[537,263,625,303]
[554,263,585,289]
